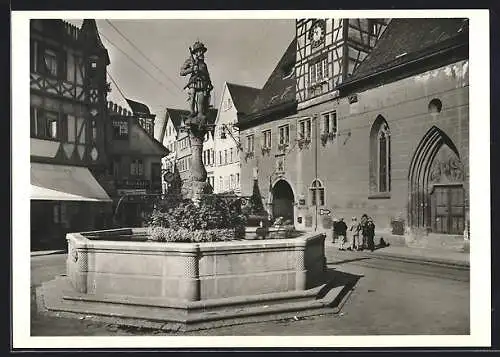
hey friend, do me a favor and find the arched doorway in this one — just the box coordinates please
[272,179,294,222]
[408,126,466,234]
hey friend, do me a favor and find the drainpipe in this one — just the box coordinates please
[314,114,318,232]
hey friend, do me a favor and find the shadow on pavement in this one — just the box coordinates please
[316,268,363,309]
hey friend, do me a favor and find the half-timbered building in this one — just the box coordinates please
[30,19,113,250]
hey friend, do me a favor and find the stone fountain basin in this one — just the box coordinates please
[37,228,334,331]
[66,228,326,302]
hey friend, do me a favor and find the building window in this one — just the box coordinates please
[236,173,240,187]
[262,129,272,148]
[309,57,329,85]
[322,111,337,135]
[130,159,144,176]
[31,108,61,140]
[369,19,377,36]
[428,98,443,114]
[112,119,128,139]
[219,176,223,191]
[279,124,290,146]
[43,48,58,77]
[112,158,121,177]
[230,174,234,189]
[91,120,97,141]
[298,118,312,140]
[369,115,391,194]
[309,179,325,206]
[230,148,233,163]
[219,151,222,166]
[247,134,255,153]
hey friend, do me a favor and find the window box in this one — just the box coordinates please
[297,138,311,150]
[277,143,288,152]
[244,151,254,161]
[261,146,271,156]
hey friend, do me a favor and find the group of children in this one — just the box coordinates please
[333,214,376,252]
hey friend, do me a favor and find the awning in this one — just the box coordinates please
[31,162,112,202]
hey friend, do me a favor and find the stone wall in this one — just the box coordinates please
[240,60,469,239]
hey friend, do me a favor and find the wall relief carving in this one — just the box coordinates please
[429,149,464,184]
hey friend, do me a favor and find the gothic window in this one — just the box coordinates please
[369,116,391,194]
[309,179,325,206]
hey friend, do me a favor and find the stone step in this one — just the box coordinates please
[37,275,352,332]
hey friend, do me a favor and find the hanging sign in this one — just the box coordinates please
[319,208,331,216]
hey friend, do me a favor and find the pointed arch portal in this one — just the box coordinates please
[408,126,465,234]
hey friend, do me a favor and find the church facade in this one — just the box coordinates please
[239,18,469,243]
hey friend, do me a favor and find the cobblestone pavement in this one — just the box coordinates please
[29,250,469,337]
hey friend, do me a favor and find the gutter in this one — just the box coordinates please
[236,100,297,129]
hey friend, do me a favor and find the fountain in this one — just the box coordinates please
[36,42,344,332]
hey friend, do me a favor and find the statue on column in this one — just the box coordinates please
[179,41,214,202]
[180,41,214,130]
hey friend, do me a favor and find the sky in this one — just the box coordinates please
[66,19,295,119]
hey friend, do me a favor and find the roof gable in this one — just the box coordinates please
[347,18,469,83]
[249,38,297,115]
[226,83,261,116]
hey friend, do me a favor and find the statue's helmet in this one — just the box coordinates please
[191,41,207,54]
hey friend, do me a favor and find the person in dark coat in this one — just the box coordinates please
[366,217,376,251]
[336,217,348,250]
[359,213,369,250]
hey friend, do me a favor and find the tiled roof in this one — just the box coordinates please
[126,98,154,117]
[166,108,190,132]
[156,107,218,141]
[240,38,297,125]
[226,83,261,116]
[345,18,469,84]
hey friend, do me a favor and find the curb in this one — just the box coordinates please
[325,244,469,269]
[363,251,470,269]
[31,250,66,257]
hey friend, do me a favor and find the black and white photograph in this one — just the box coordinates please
[11,10,490,348]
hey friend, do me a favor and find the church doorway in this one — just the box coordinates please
[408,126,466,234]
[271,179,294,222]
[431,184,465,234]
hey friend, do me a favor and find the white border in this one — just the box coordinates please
[12,9,491,349]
